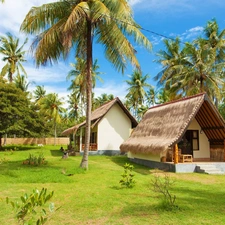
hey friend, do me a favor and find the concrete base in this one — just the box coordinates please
[130,158,225,173]
[80,150,121,156]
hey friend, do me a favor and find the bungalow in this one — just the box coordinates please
[62,97,137,155]
[120,93,225,173]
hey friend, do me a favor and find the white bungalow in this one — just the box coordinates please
[120,93,225,173]
[62,97,137,155]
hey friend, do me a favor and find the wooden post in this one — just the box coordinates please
[173,144,179,164]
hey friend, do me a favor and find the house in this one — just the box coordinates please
[120,93,225,173]
[62,97,137,155]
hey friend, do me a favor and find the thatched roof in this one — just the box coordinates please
[120,93,225,155]
[62,97,138,136]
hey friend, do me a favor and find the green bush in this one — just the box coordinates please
[23,153,46,166]
[6,188,55,225]
[151,172,178,210]
[119,163,136,188]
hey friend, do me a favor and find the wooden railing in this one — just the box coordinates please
[81,143,98,151]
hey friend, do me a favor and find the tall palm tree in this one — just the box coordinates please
[20,0,152,169]
[13,74,31,92]
[154,37,187,96]
[93,93,114,110]
[0,33,27,82]
[39,93,65,145]
[67,57,103,113]
[204,19,225,63]
[182,38,224,99]
[125,70,150,119]
[33,85,46,104]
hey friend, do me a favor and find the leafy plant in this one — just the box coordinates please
[6,188,55,225]
[151,172,178,210]
[119,163,136,188]
[23,153,46,166]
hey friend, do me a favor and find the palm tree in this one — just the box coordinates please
[21,0,152,169]
[154,37,187,97]
[93,93,114,110]
[0,33,27,82]
[125,70,150,119]
[33,85,46,104]
[204,19,225,63]
[182,38,224,100]
[67,57,103,113]
[39,93,65,145]
[13,74,31,92]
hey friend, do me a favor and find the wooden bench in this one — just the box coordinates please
[180,154,193,163]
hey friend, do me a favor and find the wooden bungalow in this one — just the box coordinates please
[120,93,225,173]
[62,97,137,155]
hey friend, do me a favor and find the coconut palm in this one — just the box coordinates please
[33,85,46,104]
[93,93,114,110]
[204,19,225,63]
[20,0,152,169]
[125,70,150,119]
[67,57,103,114]
[39,93,65,145]
[154,37,188,96]
[182,38,224,100]
[13,74,31,92]
[0,33,27,82]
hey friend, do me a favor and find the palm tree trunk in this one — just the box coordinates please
[0,134,2,148]
[80,19,92,169]
[54,122,56,146]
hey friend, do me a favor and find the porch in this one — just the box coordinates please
[130,157,225,174]
[81,143,98,151]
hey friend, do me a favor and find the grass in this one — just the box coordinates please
[1,145,225,224]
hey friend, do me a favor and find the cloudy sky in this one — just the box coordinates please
[0,0,225,105]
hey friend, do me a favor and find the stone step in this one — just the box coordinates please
[195,164,224,174]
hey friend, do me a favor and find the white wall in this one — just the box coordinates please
[97,104,132,150]
[188,118,210,159]
[128,151,161,162]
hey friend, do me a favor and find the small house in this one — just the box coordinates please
[120,93,225,173]
[62,97,137,155]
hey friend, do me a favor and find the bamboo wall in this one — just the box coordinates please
[3,137,69,146]
[210,147,224,162]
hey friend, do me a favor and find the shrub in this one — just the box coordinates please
[23,153,46,166]
[6,188,56,225]
[151,172,178,210]
[119,163,136,188]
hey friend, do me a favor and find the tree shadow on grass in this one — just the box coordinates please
[50,149,62,157]
[109,156,151,175]
[0,145,41,151]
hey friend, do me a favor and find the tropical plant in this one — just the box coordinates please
[20,0,152,169]
[125,70,150,119]
[93,93,114,110]
[39,93,65,145]
[0,33,27,82]
[13,74,31,92]
[6,188,55,225]
[33,85,46,105]
[0,83,49,147]
[119,163,136,188]
[155,20,225,105]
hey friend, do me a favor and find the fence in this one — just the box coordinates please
[4,137,70,146]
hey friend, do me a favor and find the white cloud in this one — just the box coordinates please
[94,81,128,101]
[181,26,204,40]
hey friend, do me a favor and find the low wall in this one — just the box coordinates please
[4,137,70,146]
[80,150,121,156]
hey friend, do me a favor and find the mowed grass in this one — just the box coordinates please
[1,145,225,225]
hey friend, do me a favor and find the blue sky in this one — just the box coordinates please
[1,0,225,106]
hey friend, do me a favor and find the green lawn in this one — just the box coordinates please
[1,145,225,225]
